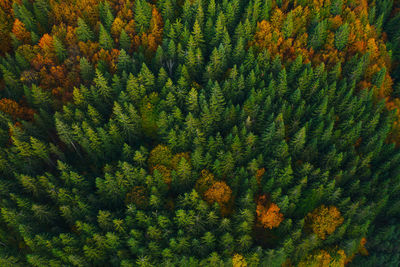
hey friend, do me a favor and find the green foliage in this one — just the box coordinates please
[309,20,328,50]
[99,24,114,50]
[335,23,349,51]
[53,36,66,62]
[134,0,152,33]
[80,57,94,81]
[119,29,131,52]
[76,18,94,42]
[0,0,399,266]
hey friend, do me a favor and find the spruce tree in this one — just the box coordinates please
[76,18,94,42]
[99,24,114,50]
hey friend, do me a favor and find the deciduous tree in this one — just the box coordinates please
[306,205,344,239]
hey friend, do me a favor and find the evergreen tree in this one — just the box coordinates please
[335,23,350,51]
[76,18,94,42]
[119,29,131,52]
[80,57,94,82]
[0,1,399,266]
[99,24,114,50]
[53,36,66,62]
[134,0,152,33]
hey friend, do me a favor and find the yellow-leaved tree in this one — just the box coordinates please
[306,205,344,239]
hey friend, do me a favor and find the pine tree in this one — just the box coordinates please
[309,20,327,50]
[94,69,112,99]
[33,0,50,31]
[282,12,293,39]
[99,24,114,50]
[53,36,66,62]
[80,57,94,81]
[76,18,94,42]
[117,49,131,73]
[209,83,225,124]
[334,23,349,51]
[134,0,152,33]
[119,29,131,52]
[0,1,400,266]
[31,84,51,108]
[330,0,343,15]
[192,20,204,48]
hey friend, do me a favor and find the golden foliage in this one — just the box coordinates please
[298,249,346,267]
[78,40,100,59]
[49,0,99,26]
[306,205,344,239]
[232,254,247,267]
[38,34,54,52]
[38,34,57,62]
[256,195,284,229]
[0,0,13,55]
[113,0,134,22]
[111,17,126,39]
[359,237,368,256]
[298,250,332,267]
[92,48,120,73]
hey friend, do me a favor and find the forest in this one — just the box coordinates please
[0,0,400,266]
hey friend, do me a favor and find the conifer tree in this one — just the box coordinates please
[0,1,399,266]
[99,24,114,50]
[119,29,131,52]
[134,0,152,33]
[76,18,94,42]
[80,57,94,81]
[53,36,66,62]
[335,23,349,51]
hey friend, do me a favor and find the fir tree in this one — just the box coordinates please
[76,18,94,42]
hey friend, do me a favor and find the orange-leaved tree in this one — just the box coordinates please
[204,181,232,206]
[0,98,35,121]
[256,195,284,229]
[12,19,31,44]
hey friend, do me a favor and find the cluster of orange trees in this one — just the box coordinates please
[252,0,400,143]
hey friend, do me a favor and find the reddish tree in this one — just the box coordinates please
[256,195,284,229]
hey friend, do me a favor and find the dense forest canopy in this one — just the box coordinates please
[0,0,400,266]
